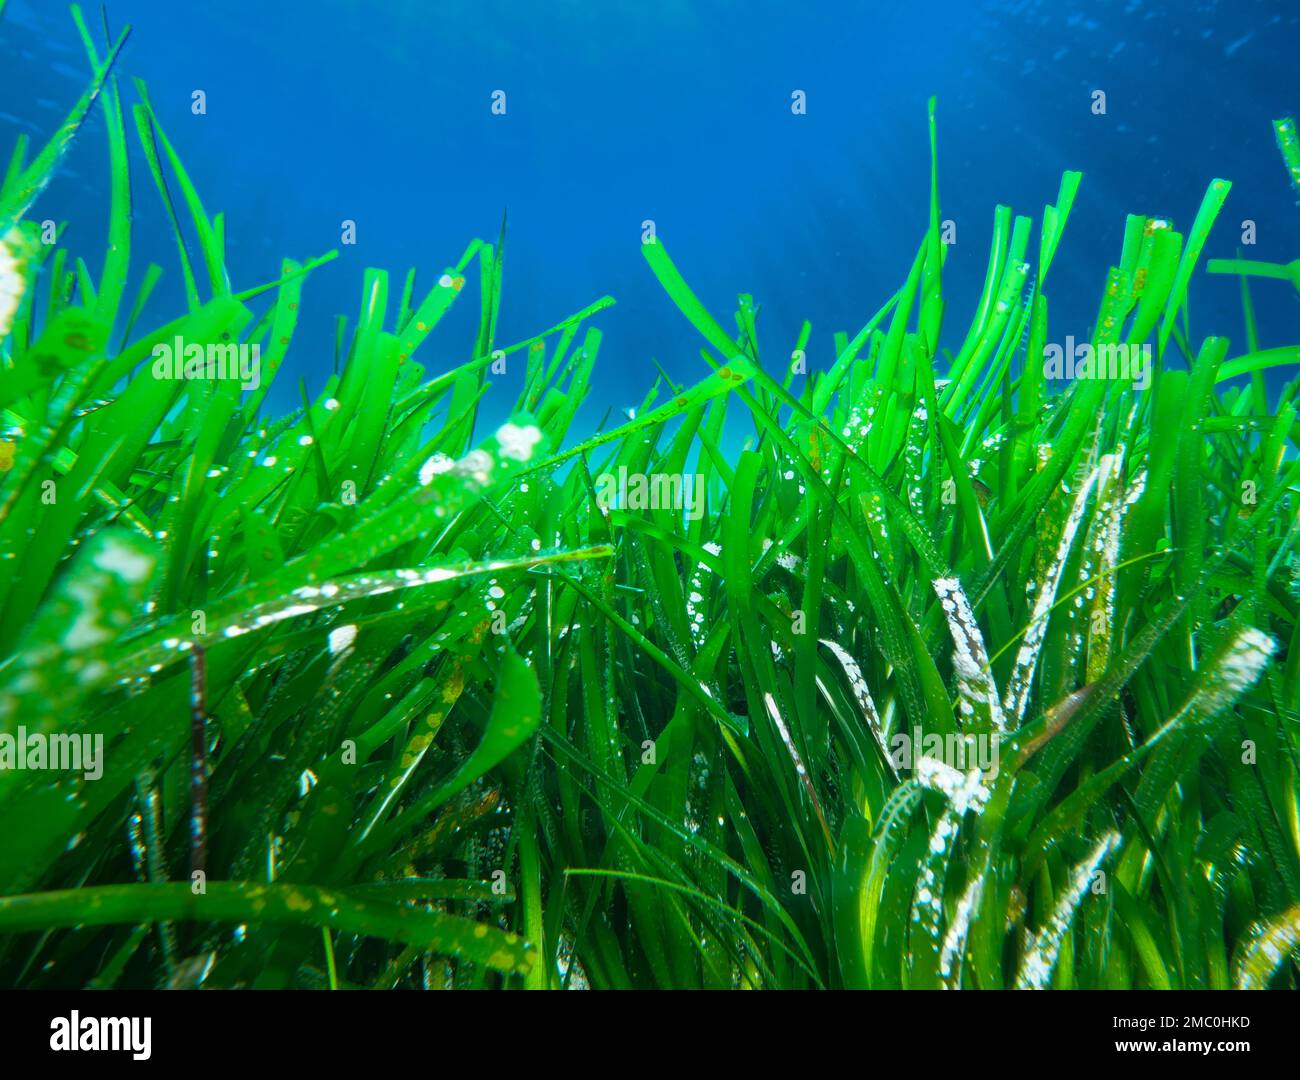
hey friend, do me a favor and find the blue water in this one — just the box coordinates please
[3,0,1298,435]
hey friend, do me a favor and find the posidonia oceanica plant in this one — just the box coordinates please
[0,5,1297,989]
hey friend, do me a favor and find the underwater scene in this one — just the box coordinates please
[0,0,1298,1014]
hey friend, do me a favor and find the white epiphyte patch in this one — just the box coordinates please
[762,692,830,840]
[1081,450,1130,681]
[495,421,543,463]
[1015,832,1119,989]
[1003,463,1100,723]
[818,638,890,762]
[416,423,540,493]
[1234,906,1300,989]
[1154,625,1276,733]
[0,531,158,725]
[762,693,808,779]
[327,624,358,655]
[914,755,990,816]
[456,449,494,486]
[418,452,455,487]
[91,535,155,584]
[64,535,158,650]
[1209,627,1276,703]
[0,226,29,340]
[939,870,987,985]
[760,537,802,573]
[64,579,113,650]
[685,543,722,648]
[932,576,1006,732]
[911,807,960,950]
[205,557,545,649]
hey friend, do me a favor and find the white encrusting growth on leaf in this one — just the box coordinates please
[1136,626,1277,759]
[763,693,830,838]
[685,543,721,648]
[914,756,990,816]
[1233,904,1300,989]
[760,537,803,573]
[0,227,26,339]
[932,576,1005,731]
[1195,626,1276,717]
[415,422,539,494]
[91,537,154,584]
[418,453,455,486]
[209,555,574,645]
[327,624,358,655]
[495,421,543,462]
[818,638,890,763]
[1003,463,1100,723]
[1015,832,1118,989]
[1081,452,1128,680]
[764,692,808,781]
[939,871,986,986]
[910,807,959,953]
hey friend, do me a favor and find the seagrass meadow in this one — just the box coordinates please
[1,6,1300,992]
